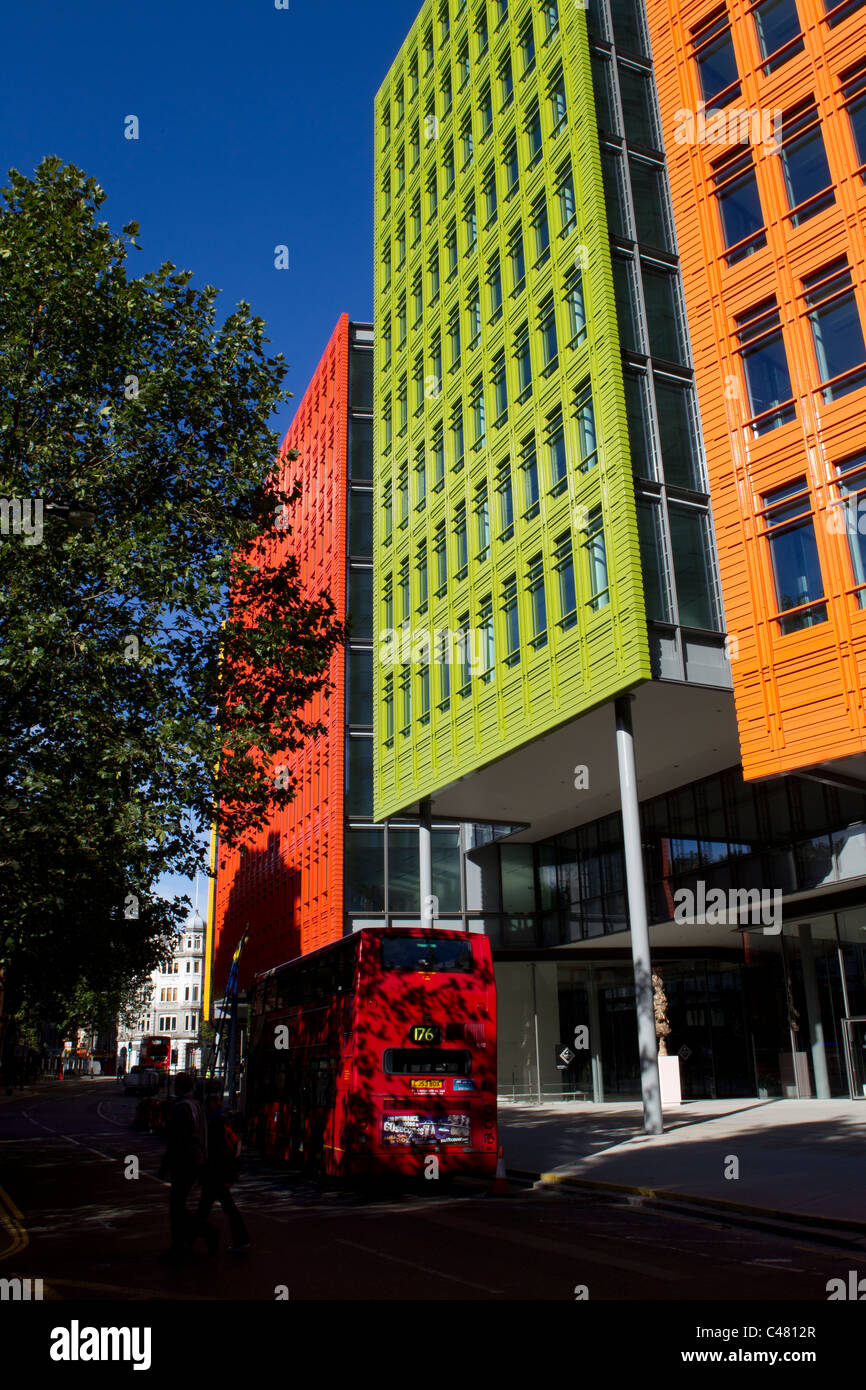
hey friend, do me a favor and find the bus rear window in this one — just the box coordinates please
[381,939,474,973]
[384,1049,472,1076]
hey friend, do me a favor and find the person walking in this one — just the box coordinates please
[194,1095,250,1255]
[157,1073,207,1263]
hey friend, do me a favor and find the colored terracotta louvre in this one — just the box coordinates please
[373,0,652,822]
[212,316,351,995]
[645,0,866,778]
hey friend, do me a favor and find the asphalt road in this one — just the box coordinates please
[0,1080,862,1303]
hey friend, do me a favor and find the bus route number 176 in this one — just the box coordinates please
[410,1025,440,1044]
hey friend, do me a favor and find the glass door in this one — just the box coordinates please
[842,1017,866,1099]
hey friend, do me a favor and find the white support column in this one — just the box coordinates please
[615,695,663,1136]
[419,796,434,927]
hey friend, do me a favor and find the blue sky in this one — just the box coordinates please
[0,0,420,439]
[0,0,420,911]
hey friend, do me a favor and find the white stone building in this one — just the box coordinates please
[117,912,206,1075]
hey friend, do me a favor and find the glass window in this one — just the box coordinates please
[735,297,795,431]
[493,352,508,422]
[449,303,461,366]
[549,71,567,131]
[802,258,866,400]
[348,649,373,725]
[642,263,686,365]
[547,410,567,494]
[753,0,803,70]
[610,0,649,56]
[554,532,577,627]
[509,226,525,290]
[760,479,826,633]
[349,488,373,554]
[526,103,543,165]
[476,595,494,683]
[350,350,373,410]
[451,403,465,470]
[636,498,670,621]
[669,504,717,629]
[475,482,490,556]
[417,539,429,608]
[601,148,629,239]
[623,368,653,479]
[527,553,547,646]
[434,826,463,909]
[471,378,486,446]
[778,102,834,222]
[842,62,866,169]
[483,164,498,225]
[434,521,448,593]
[618,63,658,148]
[835,454,866,606]
[557,165,576,232]
[691,10,740,107]
[502,574,520,661]
[500,53,514,107]
[564,267,587,346]
[433,423,445,488]
[458,40,470,89]
[655,376,701,490]
[613,256,641,352]
[539,296,558,373]
[521,433,539,514]
[519,15,536,72]
[488,254,503,319]
[516,323,532,401]
[382,938,474,973]
[348,566,373,639]
[388,828,420,911]
[415,447,427,507]
[429,249,440,303]
[505,135,519,195]
[533,195,550,263]
[347,737,373,816]
[350,415,373,480]
[497,460,514,536]
[457,611,472,693]
[544,1,560,38]
[629,157,673,253]
[468,284,481,345]
[591,52,615,134]
[464,195,478,251]
[574,381,598,472]
[476,6,489,54]
[711,144,765,262]
[585,508,610,610]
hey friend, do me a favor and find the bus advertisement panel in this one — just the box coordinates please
[245,928,497,1179]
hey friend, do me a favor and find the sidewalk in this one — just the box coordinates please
[498,1097,866,1228]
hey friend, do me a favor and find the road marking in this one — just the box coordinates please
[97,1101,131,1129]
[334,1237,503,1293]
[0,1184,28,1261]
[415,1206,687,1281]
[39,1275,204,1301]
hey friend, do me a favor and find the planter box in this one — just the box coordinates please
[658,1054,682,1106]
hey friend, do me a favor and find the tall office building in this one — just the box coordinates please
[644,0,866,781]
[375,0,866,1103]
[211,316,483,1001]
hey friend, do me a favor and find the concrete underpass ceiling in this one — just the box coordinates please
[427,679,742,841]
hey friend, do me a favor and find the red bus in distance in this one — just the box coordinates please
[140,1036,170,1071]
[245,928,497,1179]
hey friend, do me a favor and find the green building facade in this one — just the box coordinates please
[373,0,653,821]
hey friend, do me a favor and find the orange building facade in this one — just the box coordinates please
[646,0,866,780]
[212,316,352,993]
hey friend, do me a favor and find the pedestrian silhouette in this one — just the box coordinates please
[194,1095,250,1255]
[157,1074,207,1263]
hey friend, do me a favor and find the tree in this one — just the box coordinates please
[0,159,345,1036]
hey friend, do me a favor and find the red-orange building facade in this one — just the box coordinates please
[212,316,353,993]
[647,0,866,780]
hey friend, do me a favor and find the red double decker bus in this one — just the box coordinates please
[245,928,497,1179]
[140,1035,170,1072]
